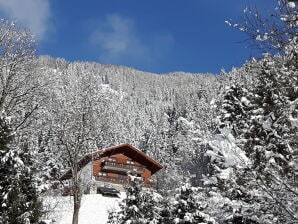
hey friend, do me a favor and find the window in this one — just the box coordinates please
[126,160,134,165]
[108,157,117,162]
[98,172,107,176]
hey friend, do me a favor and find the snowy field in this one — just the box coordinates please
[43,193,124,224]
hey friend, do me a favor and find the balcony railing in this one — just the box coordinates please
[94,175,155,188]
[95,176,128,185]
[101,161,145,174]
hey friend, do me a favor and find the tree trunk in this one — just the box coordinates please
[72,159,81,224]
[72,194,81,224]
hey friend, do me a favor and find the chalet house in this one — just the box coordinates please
[60,144,163,193]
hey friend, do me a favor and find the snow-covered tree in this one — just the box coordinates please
[161,183,216,224]
[217,84,250,137]
[206,37,298,223]
[0,19,39,129]
[226,0,298,52]
[0,114,42,224]
[108,173,162,224]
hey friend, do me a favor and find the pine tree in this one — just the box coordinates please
[0,115,13,223]
[108,173,162,224]
[161,183,216,224]
[240,38,298,223]
[218,84,251,138]
[0,115,42,224]
[207,38,298,223]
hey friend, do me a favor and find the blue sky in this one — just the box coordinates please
[0,0,273,74]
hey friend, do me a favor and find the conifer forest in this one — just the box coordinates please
[0,1,297,223]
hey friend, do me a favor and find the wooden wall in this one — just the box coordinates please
[92,153,152,182]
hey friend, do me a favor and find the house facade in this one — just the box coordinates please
[60,144,163,192]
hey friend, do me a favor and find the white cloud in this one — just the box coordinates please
[0,0,51,41]
[89,13,174,69]
[90,14,146,63]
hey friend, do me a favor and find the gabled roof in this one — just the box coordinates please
[60,143,163,181]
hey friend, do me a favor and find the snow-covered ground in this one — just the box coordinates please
[43,193,124,224]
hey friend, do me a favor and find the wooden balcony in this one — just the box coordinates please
[94,175,155,188]
[101,161,145,174]
[95,175,128,185]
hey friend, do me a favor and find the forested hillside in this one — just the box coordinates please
[0,0,297,223]
[35,55,220,189]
